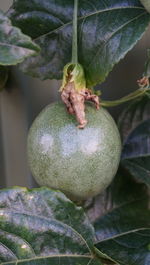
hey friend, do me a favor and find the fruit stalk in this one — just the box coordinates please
[72,0,78,64]
[60,0,100,128]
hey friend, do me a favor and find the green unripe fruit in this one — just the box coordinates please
[140,0,150,13]
[27,102,121,201]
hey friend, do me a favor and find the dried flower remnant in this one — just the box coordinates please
[137,76,149,88]
[60,64,100,128]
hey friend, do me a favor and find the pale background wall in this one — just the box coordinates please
[0,0,150,189]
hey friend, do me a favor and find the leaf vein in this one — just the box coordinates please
[0,228,36,257]
[1,254,93,265]
[34,6,145,42]
[0,241,18,260]
[86,12,146,70]
[0,209,92,254]
[97,228,150,243]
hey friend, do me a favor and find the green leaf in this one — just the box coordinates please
[121,119,150,186]
[0,66,8,91]
[85,169,147,224]
[0,11,40,66]
[93,172,150,265]
[118,93,150,142]
[119,94,150,186]
[144,49,150,77]
[122,158,150,186]
[8,0,150,86]
[0,187,101,265]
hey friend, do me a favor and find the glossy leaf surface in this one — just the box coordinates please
[122,157,150,186]
[121,119,150,186]
[122,119,150,160]
[119,94,150,186]
[118,93,150,142]
[8,0,150,86]
[93,172,150,265]
[0,187,101,265]
[0,11,40,65]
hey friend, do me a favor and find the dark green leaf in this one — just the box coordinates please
[121,119,150,160]
[85,169,147,224]
[0,66,8,91]
[8,0,150,86]
[95,228,150,265]
[0,187,101,265]
[0,11,40,65]
[93,172,150,265]
[121,119,150,186]
[144,49,150,77]
[118,94,150,186]
[118,93,150,142]
[122,158,150,186]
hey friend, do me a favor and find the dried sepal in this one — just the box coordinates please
[137,76,149,88]
[60,64,100,128]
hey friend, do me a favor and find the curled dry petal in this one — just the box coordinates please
[61,81,100,129]
[137,76,149,88]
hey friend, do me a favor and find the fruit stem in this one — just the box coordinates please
[72,0,78,64]
[101,87,149,107]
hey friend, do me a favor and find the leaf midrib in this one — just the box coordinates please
[96,227,150,244]
[95,196,148,223]
[0,241,17,260]
[122,153,150,160]
[123,159,150,174]
[0,42,37,65]
[0,42,36,52]
[1,253,93,265]
[0,228,36,257]
[0,209,92,255]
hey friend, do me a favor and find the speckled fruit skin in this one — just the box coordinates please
[140,0,150,13]
[27,102,121,201]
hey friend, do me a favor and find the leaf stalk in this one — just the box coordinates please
[101,87,149,107]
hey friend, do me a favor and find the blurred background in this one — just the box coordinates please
[0,0,150,189]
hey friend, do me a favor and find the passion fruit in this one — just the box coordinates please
[140,0,150,13]
[27,102,121,201]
